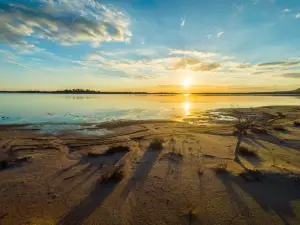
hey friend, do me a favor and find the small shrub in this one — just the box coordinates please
[273,126,287,132]
[294,121,300,127]
[149,139,164,150]
[239,146,258,157]
[214,161,228,173]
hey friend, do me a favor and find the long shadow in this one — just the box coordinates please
[229,173,300,225]
[53,150,128,180]
[119,145,164,204]
[217,173,253,225]
[57,179,120,225]
[56,150,130,224]
[253,133,300,152]
[243,137,267,150]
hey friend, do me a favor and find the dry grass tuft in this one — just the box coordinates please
[104,146,130,155]
[102,165,125,183]
[294,121,300,127]
[214,161,228,174]
[149,138,164,150]
[250,127,268,134]
[88,146,130,158]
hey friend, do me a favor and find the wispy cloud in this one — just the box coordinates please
[282,8,291,13]
[217,32,224,38]
[296,14,300,18]
[258,60,300,67]
[277,72,300,78]
[0,0,131,49]
[4,59,30,68]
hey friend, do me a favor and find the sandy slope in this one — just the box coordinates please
[1,106,300,225]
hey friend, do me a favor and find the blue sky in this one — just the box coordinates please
[1,0,300,92]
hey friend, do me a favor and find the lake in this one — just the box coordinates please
[0,94,299,124]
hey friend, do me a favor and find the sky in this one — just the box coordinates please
[1,0,300,92]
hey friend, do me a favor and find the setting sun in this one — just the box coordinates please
[183,77,191,88]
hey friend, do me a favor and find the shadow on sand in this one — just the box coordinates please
[119,143,164,204]
[57,178,120,225]
[56,151,130,224]
[217,172,300,225]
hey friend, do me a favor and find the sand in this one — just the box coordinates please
[1,106,300,225]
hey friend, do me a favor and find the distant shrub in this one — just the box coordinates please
[239,146,258,157]
[149,139,164,150]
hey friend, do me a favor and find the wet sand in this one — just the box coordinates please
[1,106,300,225]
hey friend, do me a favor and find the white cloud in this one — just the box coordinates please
[0,0,132,49]
[217,32,224,38]
[296,14,300,18]
[180,18,185,28]
[169,49,216,58]
[282,8,290,13]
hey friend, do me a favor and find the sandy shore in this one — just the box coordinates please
[1,106,300,225]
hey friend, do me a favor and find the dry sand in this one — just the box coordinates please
[1,106,300,225]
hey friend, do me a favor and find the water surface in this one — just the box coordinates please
[0,94,299,124]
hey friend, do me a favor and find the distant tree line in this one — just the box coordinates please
[0,88,299,95]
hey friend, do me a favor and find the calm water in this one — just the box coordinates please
[0,94,299,124]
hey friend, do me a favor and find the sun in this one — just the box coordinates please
[183,77,191,88]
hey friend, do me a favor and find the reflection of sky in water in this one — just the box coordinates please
[0,94,299,124]
[23,124,112,136]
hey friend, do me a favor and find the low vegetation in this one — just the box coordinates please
[149,138,164,150]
